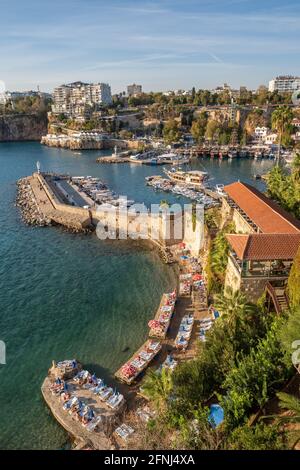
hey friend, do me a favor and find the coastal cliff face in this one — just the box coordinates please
[0,114,48,141]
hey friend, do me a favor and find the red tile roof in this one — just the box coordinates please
[224,182,300,234]
[226,233,300,261]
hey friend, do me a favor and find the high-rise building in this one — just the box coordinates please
[268,76,300,93]
[52,81,112,117]
[127,84,142,97]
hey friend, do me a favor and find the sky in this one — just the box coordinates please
[0,0,300,93]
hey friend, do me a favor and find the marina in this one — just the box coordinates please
[0,142,274,449]
[97,149,190,166]
[145,173,220,207]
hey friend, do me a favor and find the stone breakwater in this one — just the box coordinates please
[16,175,91,233]
[16,177,51,227]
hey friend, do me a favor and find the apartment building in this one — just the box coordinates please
[268,76,300,93]
[52,81,112,118]
[127,84,142,97]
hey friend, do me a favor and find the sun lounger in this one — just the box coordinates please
[98,387,113,401]
[115,424,135,441]
[131,358,147,369]
[86,416,102,432]
[63,396,78,410]
[107,393,124,409]
[139,350,152,361]
[148,341,160,352]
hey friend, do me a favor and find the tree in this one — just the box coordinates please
[228,422,285,450]
[291,153,300,184]
[214,287,256,331]
[271,106,294,164]
[142,368,173,411]
[205,120,220,141]
[269,392,300,448]
[221,318,288,430]
[191,112,208,144]
[266,164,300,219]
[163,119,181,144]
[279,306,300,369]
[287,248,300,309]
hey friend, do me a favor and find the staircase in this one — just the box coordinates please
[266,282,289,314]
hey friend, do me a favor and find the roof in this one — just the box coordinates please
[224,182,300,234]
[226,233,300,261]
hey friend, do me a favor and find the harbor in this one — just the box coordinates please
[145,169,221,207]
[1,142,274,449]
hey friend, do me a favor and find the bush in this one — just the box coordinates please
[228,423,286,450]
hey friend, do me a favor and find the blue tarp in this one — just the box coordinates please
[208,404,224,428]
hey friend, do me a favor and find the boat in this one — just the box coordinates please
[254,151,263,160]
[239,149,248,158]
[215,184,225,196]
[163,168,208,189]
[228,150,238,159]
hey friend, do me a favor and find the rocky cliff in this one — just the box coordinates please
[0,114,48,141]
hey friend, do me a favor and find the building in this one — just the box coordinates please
[253,126,277,145]
[264,133,278,145]
[221,181,300,303]
[254,126,268,143]
[52,81,112,118]
[127,84,142,97]
[292,118,300,129]
[268,76,300,93]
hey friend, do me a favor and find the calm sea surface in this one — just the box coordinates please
[0,142,273,449]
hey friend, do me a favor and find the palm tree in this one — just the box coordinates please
[276,392,300,448]
[141,367,173,411]
[215,286,255,330]
[291,153,300,184]
[271,106,294,165]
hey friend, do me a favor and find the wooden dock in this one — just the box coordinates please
[114,340,162,385]
[148,293,175,339]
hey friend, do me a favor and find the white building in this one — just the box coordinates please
[264,133,278,145]
[254,127,277,145]
[268,76,300,93]
[292,118,300,129]
[52,81,112,117]
[254,127,268,143]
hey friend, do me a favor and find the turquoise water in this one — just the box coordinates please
[0,143,273,449]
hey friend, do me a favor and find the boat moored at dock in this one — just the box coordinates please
[163,168,208,189]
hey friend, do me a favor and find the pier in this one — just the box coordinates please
[114,340,162,385]
[148,292,176,339]
[41,360,127,450]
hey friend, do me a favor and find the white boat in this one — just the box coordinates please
[215,184,225,196]
[164,169,208,189]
